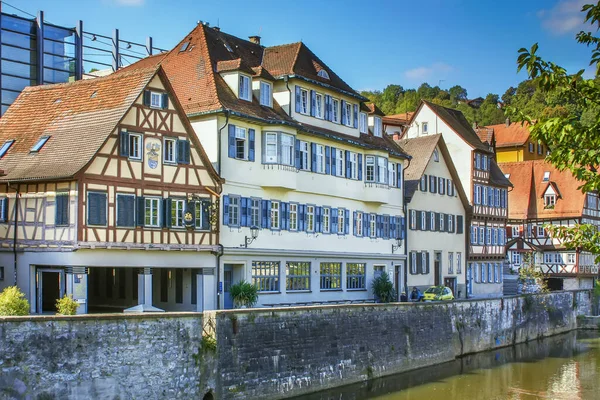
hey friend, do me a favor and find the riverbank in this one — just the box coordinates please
[0,290,597,399]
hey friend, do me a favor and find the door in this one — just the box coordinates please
[223,265,233,309]
[37,268,65,314]
[467,265,473,297]
[444,277,457,297]
[395,263,405,301]
[434,252,442,286]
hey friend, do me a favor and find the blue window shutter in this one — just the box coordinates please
[375,157,380,182]
[163,198,172,228]
[341,100,346,123]
[248,129,255,161]
[261,200,268,228]
[266,200,272,229]
[281,202,288,230]
[161,93,169,109]
[391,216,396,239]
[363,215,369,237]
[56,194,69,226]
[298,204,305,231]
[344,209,349,235]
[295,86,301,113]
[331,147,336,176]
[311,143,317,171]
[325,146,331,174]
[396,164,402,188]
[136,196,145,227]
[222,195,230,226]
[353,211,357,236]
[310,90,316,116]
[143,90,151,106]
[376,215,382,238]
[358,154,363,180]
[331,207,338,233]
[228,124,236,158]
[240,197,248,227]
[200,200,210,230]
[316,206,322,232]
[324,95,331,120]
[120,131,129,156]
[400,216,406,240]
[177,140,190,164]
[345,151,351,178]
[295,139,301,169]
[1,199,7,222]
[353,104,358,128]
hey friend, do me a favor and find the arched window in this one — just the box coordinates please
[317,69,330,80]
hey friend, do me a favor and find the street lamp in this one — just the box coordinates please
[243,226,259,248]
[391,237,402,254]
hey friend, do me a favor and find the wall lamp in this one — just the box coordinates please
[391,237,403,254]
[243,226,259,248]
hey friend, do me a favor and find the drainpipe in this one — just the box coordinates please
[402,158,411,297]
[214,244,224,310]
[9,183,19,286]
[215,110,228,310]
[217,109,229,176]
[284,76,291,115]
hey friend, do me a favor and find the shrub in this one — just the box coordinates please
[56,295,79,315]
[229,280,259,308]
[0,286,30,316]
[371,272,396,303]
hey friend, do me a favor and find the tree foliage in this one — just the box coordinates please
[0,286,29,316]
[508,2,600,261]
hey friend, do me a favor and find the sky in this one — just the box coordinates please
[3,0,595,98]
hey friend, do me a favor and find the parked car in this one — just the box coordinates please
[423,286,454,302]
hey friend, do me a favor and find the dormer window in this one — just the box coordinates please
[543,171,550,182]
[433,148,439,162]
[0,140,14,158]
[359,112,367,134]
[239,75,251,101]
[529,143,534,153]
[422,122,428,134]
[317,69,330,80]
[31,136,50,153]
[259,81,272,107]
[374,117,382,137]
[544,194,556,208]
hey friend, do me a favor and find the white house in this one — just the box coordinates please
[403,101,512,298]
[123,24,409,308]
[396,134,470,298]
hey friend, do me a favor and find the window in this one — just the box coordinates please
[410,210,416,230]
[370,214,376,238]
[332,99,340,122]
[87,192,107,226]
[170,199,185,228]
[420,175,427,191]
[299,88,309,114]
[271,201,280,230]
[421,252,427,274]
[260,81,272,107]
[55,192,69,226]
[149,91,163,108]
[374,117,382,137]
[320,262,341,289]
[421,211,426,230]
[233,127,247,160]
[336,149,345,177]
[448,252,454,274]
[0,140,14,158]
[30,135,50,153]
[239,75,251,101]
[475,153,481,169]
[250,198,260,228]
[355,211,363,236]
[349,152,358,179]
[486,227,492,245]
[194,200,209,230]
[144,197,161,227]
[388,162,396,187]
[544,194,556,208]
[438,178,445,195]
[0,198,7,223]
[457,252,462,274]
[512,226,519,237]
[430,213,435,231]
[447,214,453,232]
[228,196,240,226]
[529,142,534,153]
[323,207,331,233]
[264,132,278,163]
[433,148,439,162]
[494,264,499,283]
[359,112,368,134]
[512,252,521,265]
[479,227,485,245]
[0,266,3,281]
[422,122,428,134]
[377,157,388,184]
[344,102,352,126]
[439,213,445,231]
[337,208,345,234]
[411,252,418,274]
[164,137,177,163]
[252,261,280,292]
[481,263,486,283]
[374,265,385,279]
[544,253,553,264]
[315,93,323,118]
[317,69,330,79]
[289,203,298,231]
[306,205,315,232]
[382,215,390,238]
[537,142,543,155]
[286,262,310,291]
[537,226,545,237]
[568,253,576,264]
[366,156,375,182]
[128,133,142,160]
[482,155,488,171]
[543,171,550,182]
[280,134,294,166]
[316,144,325,173]
[347,263,366,289]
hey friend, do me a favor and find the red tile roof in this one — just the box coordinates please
[475,127,494,146]
[383,112,413,125]
[0,67,158,181]
[365,102,384,116]
[499,160,588,220]
[485,121,531,148]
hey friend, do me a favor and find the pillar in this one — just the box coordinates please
[65,266,87,314]
[124,267,164,313]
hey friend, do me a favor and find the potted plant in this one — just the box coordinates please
[230,280,259,308]
[371,272,396,303]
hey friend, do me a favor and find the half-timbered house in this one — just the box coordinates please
[403,101,512,298]
[122,24,409,308]
[0,66,222,313]
[500,160,599,290]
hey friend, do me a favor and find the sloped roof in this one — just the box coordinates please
[475,127,494,146]
[0,67,158,181]
[499,160,588,220]
[383,112,413,126]
[419,100,491,153]
[365,102,385,116]
[490,160,513,188]
[485,121,531,148]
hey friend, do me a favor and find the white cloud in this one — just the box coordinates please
[113,0,145,6]
[538,0,589,35]
[404,63,453,81]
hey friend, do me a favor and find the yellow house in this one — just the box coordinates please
[477,120,548,163]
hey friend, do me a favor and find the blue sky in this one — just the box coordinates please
[4,0,594,98]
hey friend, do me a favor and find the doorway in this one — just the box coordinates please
[434,252,442,286]
[37,268,65,314]
[395,263,405,300]
[467,265,473,297]
[444,277,457,297]
[223,265,233,309]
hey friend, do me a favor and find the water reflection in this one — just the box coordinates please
[294,331,600,400]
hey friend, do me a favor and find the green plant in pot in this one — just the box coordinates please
[230,280,259,308]
[371,272,396,303]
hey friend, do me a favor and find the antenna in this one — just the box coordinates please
[438,79,445,87]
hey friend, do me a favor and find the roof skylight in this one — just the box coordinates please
[543,171,550,182]
[31,136,50,153]
[0,140,15,158]
[180,41,190,52]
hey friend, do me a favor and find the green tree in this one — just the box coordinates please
[449,85,468,103]
[510,2,600,260]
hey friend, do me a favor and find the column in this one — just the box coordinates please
[124,267,164,312]
[65,266,88,314]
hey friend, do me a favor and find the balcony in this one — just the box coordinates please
[260,164,297,190]
[363,182,392,204]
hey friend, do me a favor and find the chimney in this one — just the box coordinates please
[505,117,510,127]
[248,35,261,45]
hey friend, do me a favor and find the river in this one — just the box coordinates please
[295,331,600,400]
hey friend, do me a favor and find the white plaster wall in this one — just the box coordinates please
[190,118,219,165]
